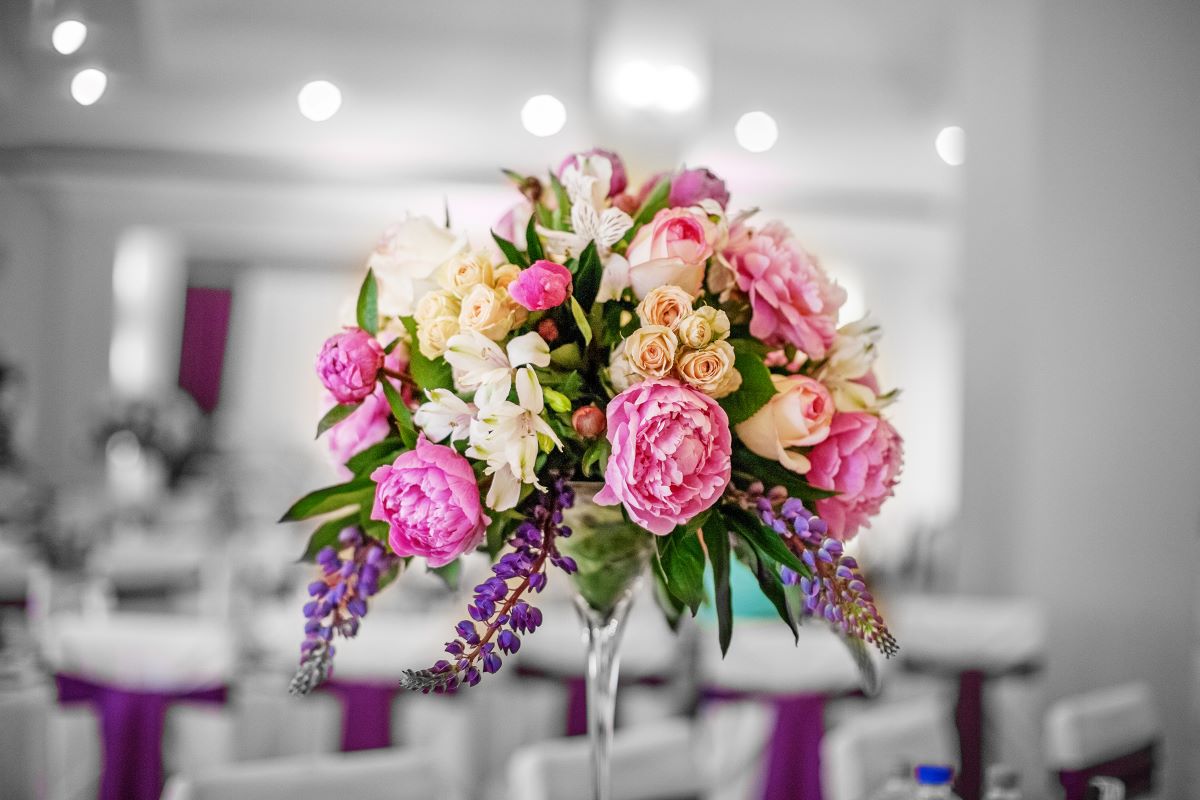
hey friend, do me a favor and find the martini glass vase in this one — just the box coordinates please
[557,482,655,800]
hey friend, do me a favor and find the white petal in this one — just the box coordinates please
[571,201,601,243]
[596,208,633,248]
[473,373,513,410]
[445,331,509,388]
[595,253,631,304]
[515,366,544,414]
[506,332,551,369]
[487,467,521,511]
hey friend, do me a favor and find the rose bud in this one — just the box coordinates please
[612,193,639,216]
[536,317,561,344]
[572,405,606,439]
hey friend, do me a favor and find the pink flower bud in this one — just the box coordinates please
[315,328,385,404]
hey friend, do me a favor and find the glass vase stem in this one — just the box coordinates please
[574,589,637,800]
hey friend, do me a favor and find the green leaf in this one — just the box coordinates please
[280,479,375,523]
[542,387,572,414]
[656,519,708,614]
[624,176,671,243]
[730,449,839,502]
[580,437,611,478]
[380,378,417,449]
[400,316,454,391]
[730,524,798,642]
[361,518,389,542]
[556,370,584,399]
[703,513,734,656]
[600,301,627,347]
[549,343,583,370]
[569,296,592,347]
[356,269,379,335]
[651,553,686,631]
[725,337,769,358]
[719,344,778,426]
[485,511,522,559]
[491,231,529,268]
[297,513,358,562]
[548,170,572,225]
[571,241,602,310]
[725,506,809,577]
[316,402,360,438]
[428,559,462,591]
[525,212,545,262]
[344,438,403,475]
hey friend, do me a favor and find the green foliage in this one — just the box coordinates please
[549,343,583,370]
[356,269,379,334]
[580,437,611,478]
[548,171,572,229]
[316,402,360,438]
[719,342,778,426]
[297,513,358,562]
[380,378,417,449]
[525,213,545,262]
[572,241,602,310]
[400,317,454,391]
[280,479,376,523]
[491,232,529,268]
[724,506,809,577]
[703,513,734,656]
[542,387,572,413]
[625,176,671,242]
[485,510,523,559]
[730,449,838,502]
[655,513,710,614]
[726,508,799,641]
[428,559,462,591]
[344,438,403,474]
[570,296,592,346]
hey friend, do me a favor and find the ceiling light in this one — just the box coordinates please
[52,20,88,55]
[735,111,778,153]
[521,94,566,137]
[935,126,966,166]
[70,68,107,106]
[297,80,342,122]
[657,64,702,113]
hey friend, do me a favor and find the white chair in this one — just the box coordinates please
[821,696,958,800]
[506,717,702,800]
[161,748,454,800]
[1044,682,1160,800]
[889,595,1048,800]
[0,680,51,800]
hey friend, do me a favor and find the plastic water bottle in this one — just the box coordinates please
[914,765,962,800]
[983,765,1022,800]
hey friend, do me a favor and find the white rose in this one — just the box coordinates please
[414,290,461,325]
[440,251,496,297]
[676,340,741,398]
[677,306,730,349]
[818,319,880,383]
[458,284,517,341]
[418,316,460,359]
[369,216,467,318]
[608,341,640,393]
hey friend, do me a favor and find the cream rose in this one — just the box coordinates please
[414,290,461,325]
[677,306,730,349]
[636,285,695,330]
[623,325,677,380]
[369,216,466,317]
[441,251,495,297]
[735,374,835,474]
[492,263,522,294]
[608,341,640,392]
[677,341,741,399]
[418,316,460,359]
[458,284,517,341]
[625,207,715,299]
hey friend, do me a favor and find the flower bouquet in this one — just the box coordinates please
[284,149,902,795]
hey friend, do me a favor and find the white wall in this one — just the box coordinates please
[959,1,1200,793]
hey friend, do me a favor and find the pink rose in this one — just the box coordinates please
[595,379,732,535]
[735,375,834,475]
[557,148,627,197]
[316,328,385,404]
[626,207,715,299]
[725,222,846,359]
[508,260,573,311]
[805,412,903,541]
[326,391,391,478]
[669,167,730,209]
[370,436,489,567]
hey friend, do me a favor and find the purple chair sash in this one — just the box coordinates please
[515,666,666,737]
[55,673,226,800]
[320,679,399,751]
[704,688,827,800]
[1058,742,1157,800]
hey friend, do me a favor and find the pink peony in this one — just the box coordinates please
[316,328,385,404]
[669,167,730,209]
[725,222,846,359]
[625,207,715,299]
[508,260,573,311]
[805,412,903,541]
[557,148,627,197]
[595,379,732,535]
[370,436,489,567]
[326,391,391,478]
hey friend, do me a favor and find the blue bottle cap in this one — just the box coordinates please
[914,765,955,785]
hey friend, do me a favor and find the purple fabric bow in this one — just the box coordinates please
[55,673,226,800]
[704,688,828,800]
[1058,742,1157,800]
[320,679,400,751]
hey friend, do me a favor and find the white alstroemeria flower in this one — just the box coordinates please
[443,330,510,390]
[560,154,613,210]
[540,155,633,263]
[595,253,631,304]
[506,331,551,370]
[413,389,475,443]
[467,366,563,511]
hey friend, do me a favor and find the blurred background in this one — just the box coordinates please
[0,1,1197,798]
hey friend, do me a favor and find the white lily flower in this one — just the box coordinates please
[413,389,475,443]
[444,330,509,390]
